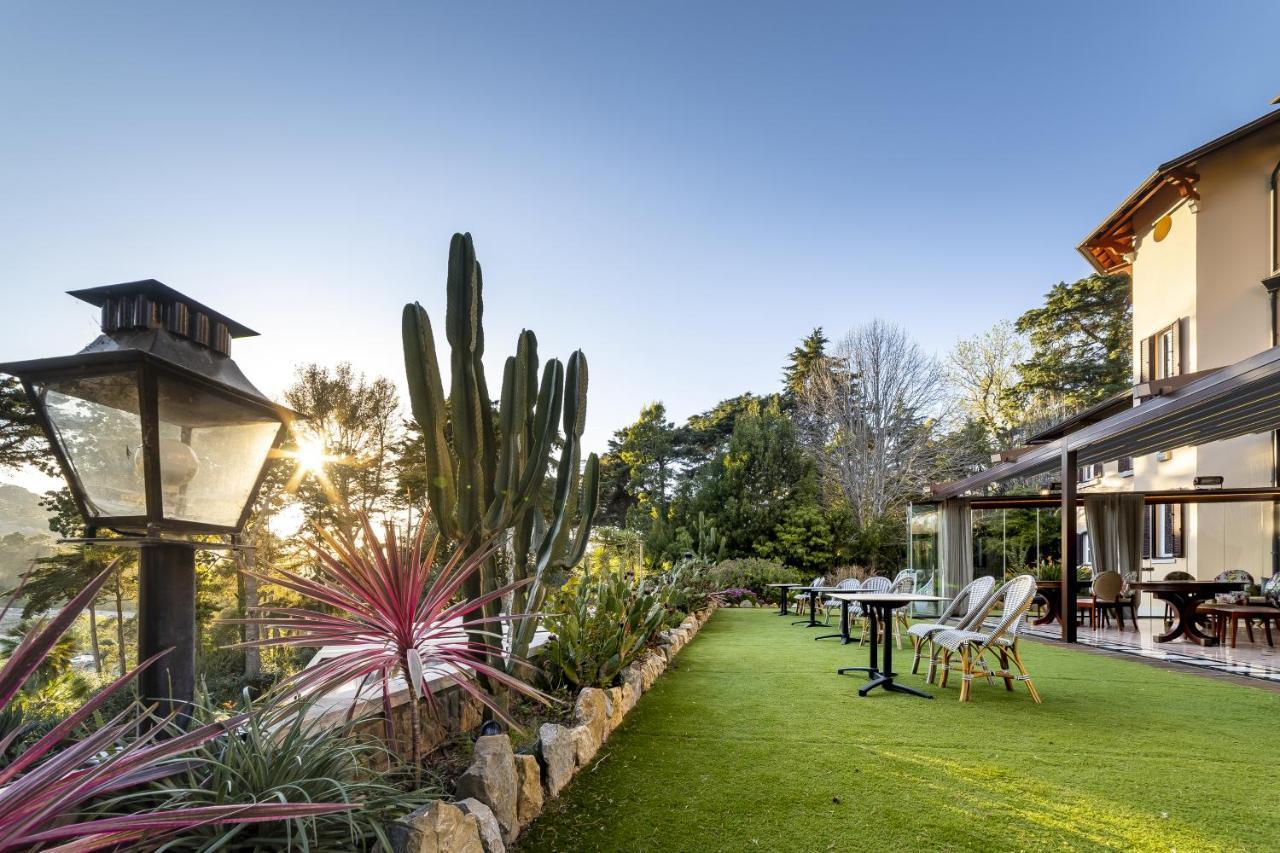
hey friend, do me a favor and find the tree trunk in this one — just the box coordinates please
[242,566,260,678]
[113,575,126,677]
[87,602,102,675]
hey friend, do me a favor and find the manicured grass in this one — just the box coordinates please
[518,607,1280,852]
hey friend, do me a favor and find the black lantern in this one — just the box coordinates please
[1,280,291,719]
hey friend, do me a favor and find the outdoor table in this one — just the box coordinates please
[766,583,805,616]
[792,586,828,628]
[806,588,861,643]
[1130,580,1246,646]
[831,592,946,698]
[1032,580,1063,625]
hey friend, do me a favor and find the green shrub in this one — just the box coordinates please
[116,699,437,852]
[707,558,807,597]
[539,568,666,690]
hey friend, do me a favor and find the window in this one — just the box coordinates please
[1143,504,1184,559]
[1138,319,1183,383]
[1078,462,1103,483]
[1118,456,1134,475]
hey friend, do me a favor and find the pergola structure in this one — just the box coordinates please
[922,344,1280,642]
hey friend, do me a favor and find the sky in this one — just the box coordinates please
[3,1,1280,494]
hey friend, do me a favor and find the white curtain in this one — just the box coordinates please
[1083,493,1146,579]
[939,498,973,598]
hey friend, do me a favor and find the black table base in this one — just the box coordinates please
[816,599,855,644]
[837,603,932,699]
[792,589,824,628]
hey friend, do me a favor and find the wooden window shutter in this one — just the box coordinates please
[1142,506,1152,559]
[1166,504,1185,558]
[1171,319,1183,377]
[1139,335,1154,383]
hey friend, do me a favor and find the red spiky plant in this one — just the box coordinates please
[0,560,352,853]
[229,514,550,777]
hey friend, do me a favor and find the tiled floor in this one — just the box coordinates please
[1020,614,1280,683]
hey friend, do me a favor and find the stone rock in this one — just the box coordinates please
[514,753,544,827]
[571,723,599,767]
[537,723,576,797]
[455,735,518,843]
[573,687,610,746]
[605,686,626,730]
[622,664,644,701]
[388,800,483,853]
[620,681,638,714]
[455,798,505,853]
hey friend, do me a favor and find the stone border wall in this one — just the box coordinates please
[389,605,718,853]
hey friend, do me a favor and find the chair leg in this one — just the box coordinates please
[959,648,972,702]
[939,650,951,688]
[1010,645,1042,704]
[910,636,922,675]
[1130,603,1139,630]
[1265,618,1275,648]
[998,649,1014,691]
[1245,618,1256,644]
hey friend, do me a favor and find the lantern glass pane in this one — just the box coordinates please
[35,372,146,518]
[156,375,280,527]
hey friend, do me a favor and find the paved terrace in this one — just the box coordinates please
[517,608,1280,852]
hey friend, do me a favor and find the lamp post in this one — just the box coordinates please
[0,280,291,720]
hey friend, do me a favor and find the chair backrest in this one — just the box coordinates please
[1215,569,1254,585]
[1091,571,1123,602]
[934,575,996,627]
[860,575,892,594]
[973,575,1038,646]
[837,577,861,591]
[889,571,915,595]
[1164,570,1193,581]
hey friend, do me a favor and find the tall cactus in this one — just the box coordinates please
[402,233,600,680]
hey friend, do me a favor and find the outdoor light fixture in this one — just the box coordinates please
[1039,481,1062,496]
[0,280,291,720]
[1194,475,1225,489]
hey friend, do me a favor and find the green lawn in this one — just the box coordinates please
[518,607,1280,852]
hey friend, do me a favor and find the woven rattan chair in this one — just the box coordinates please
[907,575,997,676]
[793,575,825,618]
[887,569,916,649]
[931,575,1042,704]
[853,575,892,644]
[821,577,861,625]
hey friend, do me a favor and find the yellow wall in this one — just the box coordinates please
[1124,126,1280,580]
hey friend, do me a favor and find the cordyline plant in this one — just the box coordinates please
[227,514,551,779]
[0,559,351,853]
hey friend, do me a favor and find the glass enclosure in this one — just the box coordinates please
[972,507,1061,581]
[156,375,280,527]
[36,372,146,518]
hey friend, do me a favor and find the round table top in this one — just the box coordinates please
[1130,580,1246,593]
[765,582,808,588]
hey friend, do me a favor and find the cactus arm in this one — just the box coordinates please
[401,301,459,540]
[485,355,520,534]
[444,234,486,541]
[509,359,563,510]
[555,453,599,569]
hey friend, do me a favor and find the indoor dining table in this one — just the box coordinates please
[1130,580,1246,646]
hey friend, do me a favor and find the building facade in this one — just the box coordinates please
[1079,110,1280,579]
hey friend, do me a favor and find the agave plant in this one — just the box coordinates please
[107,695,436,852]
[0,560,353,853]
[227,514,550,778]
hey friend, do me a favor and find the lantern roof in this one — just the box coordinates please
[69,279,259,339]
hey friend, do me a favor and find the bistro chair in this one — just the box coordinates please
[907,575,996,677]
[887,569,916,649]
[794,575,825,619]
[853,575,892,645]
[1078,571,1125,631]
[931,575,1042,704]
[821,577,861,626]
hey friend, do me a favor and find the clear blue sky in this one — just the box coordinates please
[3,1,1279,485]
